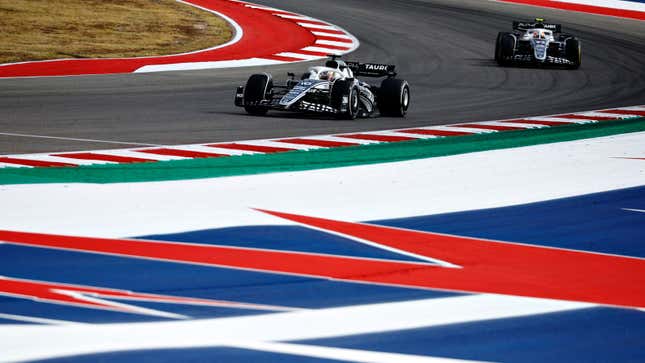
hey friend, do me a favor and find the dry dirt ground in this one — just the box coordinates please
[0,0,232,64]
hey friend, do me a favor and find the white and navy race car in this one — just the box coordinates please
[495,18,581,69]
[234,56,410,119]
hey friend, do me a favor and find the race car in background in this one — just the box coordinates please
[495,18,581,69]
[234,55,410,119]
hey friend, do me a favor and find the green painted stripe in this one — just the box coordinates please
[1,118,643,185]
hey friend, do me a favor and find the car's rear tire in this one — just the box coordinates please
[565,38,581,69]
[378,78,410,117]
[243,73,272,116]
[331,80,359,120]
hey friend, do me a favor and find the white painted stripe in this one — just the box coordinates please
[135,58,284,73]
[93,149,187,162]
[311,31,353,39]
[618,106,645,111]
[0,132,160,147]
[302,46,348,53]
[3,155,84,166]
[274,52,324,60]
[354,130,432,139]
[526,116,594,123]
[274,14,314,21]
[0,294,591,362]
[622,208,645,213]
[139,145,237,156]
[552,0,645,12]
[430,125,495,134]
[236,140,324,151]
[280,218,460,268]
[297,23,338,31]
[289,135,382,145]
[44,155,115,165]
[243,4,281,11]
[468,121,547,129]
[228,341,486,363]
[0,162,29,168]
[180,144,255,156]
[0,313,85,326]
[315,39,354,47]
[584,111,643,118]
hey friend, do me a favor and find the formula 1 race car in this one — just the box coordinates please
[234,55,410,119]
[495,18,581,69]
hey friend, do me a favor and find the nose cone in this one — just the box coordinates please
[532,39,548,61]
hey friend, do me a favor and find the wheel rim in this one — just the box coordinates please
[350,90,358,114]
[401,86,409,111]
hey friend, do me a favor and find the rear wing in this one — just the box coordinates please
[513,20,562,33]
[346,61,396,77]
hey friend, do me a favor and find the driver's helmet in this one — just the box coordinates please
[318,70,338,81]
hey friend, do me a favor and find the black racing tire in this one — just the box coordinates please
[243,73,272,116]
[565,38,581,69]
[378,78,410,117]
[331,80,359,120]
[497,32,515,66]
[494,32,504,63]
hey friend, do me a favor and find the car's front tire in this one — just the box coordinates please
[497,32,515,66]
[243,73,272,116]
[565,38,581,69]
[331,80,359,120]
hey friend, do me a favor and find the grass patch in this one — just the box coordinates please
[0,0,233,64]
[1,118,643,185]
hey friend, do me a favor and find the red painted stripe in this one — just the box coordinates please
[500,119,576,126]
[315,36,353,43]
[498,0,645,21]
[258,209,645,309]
[2,209,645,309]
[598,109,645,117]
[550,114,615,121]
[207,143,296,153]
[136,148,226,158]
[0,276,292,312]
[0,157,77,168]
[336,134,418,142]
[277,138,360,147]
[51,152,156,164]
[262,54,308,62]
[454,124,527,131]
[397,129,474,137]
[0,230,432,296]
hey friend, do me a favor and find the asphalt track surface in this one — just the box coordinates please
[1,0,644,154]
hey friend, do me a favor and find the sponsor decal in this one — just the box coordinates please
[364,64,388,71]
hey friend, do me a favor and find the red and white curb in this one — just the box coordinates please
[135,0,359,73]
[1,105,643,169]
[495,0,645,21]
[0,0,359,77]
